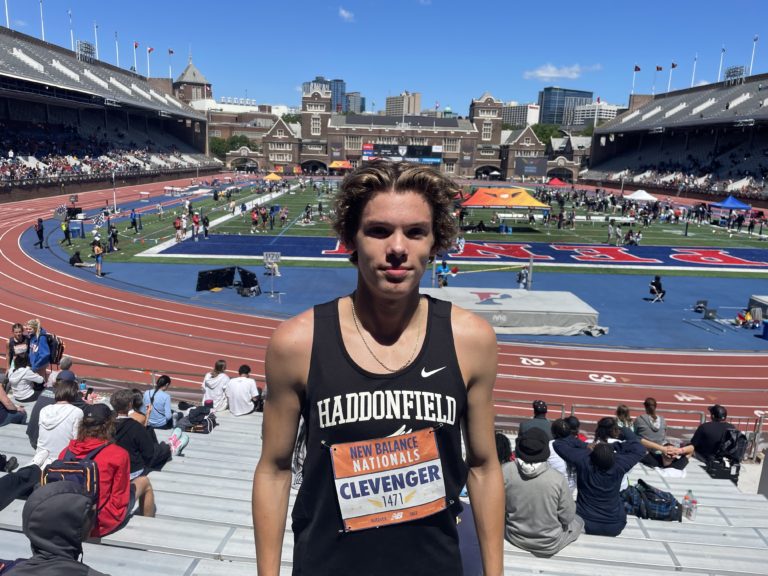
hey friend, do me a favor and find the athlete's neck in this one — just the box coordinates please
[351,288,422,345]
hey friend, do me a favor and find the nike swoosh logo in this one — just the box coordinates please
[421,366,446,378]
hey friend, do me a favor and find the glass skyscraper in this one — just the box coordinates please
[537,87,593,125]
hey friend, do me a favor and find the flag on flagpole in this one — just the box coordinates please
[168,48,174,55]
[147,47,154,54]
[133,41,139,49]
[656,65,663,71]
[671,62,678,69]
[722,46,726,53]
[634,65,641,72]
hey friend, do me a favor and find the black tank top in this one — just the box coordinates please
[291,296,467,576]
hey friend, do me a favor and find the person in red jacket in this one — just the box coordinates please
[61,403,155,537]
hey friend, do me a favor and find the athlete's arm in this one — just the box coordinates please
[252,310,312,576]
[453,307,504,576]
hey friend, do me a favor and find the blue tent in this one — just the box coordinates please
[711,195,751,211]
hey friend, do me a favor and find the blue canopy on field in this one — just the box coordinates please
[711,195,751,210]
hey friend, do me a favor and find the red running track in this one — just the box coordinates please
[1,179,766,425]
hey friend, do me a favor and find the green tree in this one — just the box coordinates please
[227,135,253,150]
[531,124,562,144]
[209,137,228,159]
[282,113,301,124]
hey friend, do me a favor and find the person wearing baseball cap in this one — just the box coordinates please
[519,399,552,440]
[681,404,735,462]
[503,428,583,556]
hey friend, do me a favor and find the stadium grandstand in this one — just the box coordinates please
[584,70,768,202]
[0,26,220,199]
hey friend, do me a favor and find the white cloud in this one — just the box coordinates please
[13,19,27,28]
[695,79,710,86]
[339,7,355,22]
[523,63,601,82]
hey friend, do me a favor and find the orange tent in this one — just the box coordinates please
[461,187,550,209]
[329,160,353,169]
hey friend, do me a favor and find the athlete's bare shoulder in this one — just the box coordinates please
[449,304,498,387]
[266,307,314,391]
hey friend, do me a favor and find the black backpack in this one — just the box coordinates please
[45,333,65,366]
[716,428,747,463]
[622,478,683,522]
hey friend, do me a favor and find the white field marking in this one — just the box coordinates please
[0,233,277,340]
[519,357,545,366]
[674,393,705,402]
[493,389,768,412]
[499,341,767,358]
[588,373,617,383]
[499,365,768,381]
[498,353,768,368]
[495,373,767,391]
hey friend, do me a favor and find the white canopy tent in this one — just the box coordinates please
[626,189,658,202]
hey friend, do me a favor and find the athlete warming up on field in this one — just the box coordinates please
[252,160,504,576]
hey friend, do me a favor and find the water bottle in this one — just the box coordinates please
[689,499,698,521]
[79,379,87,392]
[682,494,691,519]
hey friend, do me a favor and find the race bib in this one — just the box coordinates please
[330,428,447,532]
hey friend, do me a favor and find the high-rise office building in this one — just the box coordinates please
[385,91,422,117]
[302,75,331,95]
[501,102,540,127]
[346,92,365,114]
[537,87,593,125]
[330,79,347,113]
[572,101,619,126]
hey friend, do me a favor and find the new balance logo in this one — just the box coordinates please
[421,366,446,378]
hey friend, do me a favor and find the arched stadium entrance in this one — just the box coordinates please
[300,160,328,174]
[225,147,261,169]
[474,165,503,180]
[546,157,579,182]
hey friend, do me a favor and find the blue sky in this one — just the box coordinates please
[6,0,766,113]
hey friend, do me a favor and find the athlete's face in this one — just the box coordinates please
[352,190,435,298]
[12,326,23,340]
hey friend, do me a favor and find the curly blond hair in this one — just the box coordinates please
[332,161,459,254]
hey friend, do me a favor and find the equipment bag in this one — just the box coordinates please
[45,333,65,366]
[622,478,682,522]
[716,428,747,463]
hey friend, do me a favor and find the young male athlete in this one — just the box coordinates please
[252,161,503,576]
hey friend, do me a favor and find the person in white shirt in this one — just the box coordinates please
[225,364,262,416]
[202,359,229,412]
[32,379,83,469]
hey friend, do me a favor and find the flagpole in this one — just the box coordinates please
[717,46,725,82]
[691,54,697,87]
[39,0,45,41]
[93,22,99,59]
[168,49,173,79]
[68,9,74,51]
[652,68,657,95]
[750,35,758,75]
[4,0,9,28]
[146,48,150,77]
[667,65,674,92]
[114,32,119,67]
[132,42,137,73]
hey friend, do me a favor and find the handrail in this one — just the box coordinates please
[570,403,706,427]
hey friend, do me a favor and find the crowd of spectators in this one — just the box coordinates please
[0,120,219,187]
[498,398,742,557]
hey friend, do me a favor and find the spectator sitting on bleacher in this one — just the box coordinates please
[547,419,576,496]
[519,400,552,440]
[203,360,229,412]
[0,380,26,427]
[31,378,83,470]
[633,397,677,460]
[565,415,589,443]
[7,481,109,576]
[63,403,155,537]
[142,376,173,431]
[8,355,44,404]
[26,370,83,448]
[503,428,584,557]
[225,365,262,416]
[593,418,631,490]
[679,404,735,462]
[45,355,74,387]
[554,427,645,537]
[112,389,173,479]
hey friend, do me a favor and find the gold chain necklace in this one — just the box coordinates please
[350,295,421,373]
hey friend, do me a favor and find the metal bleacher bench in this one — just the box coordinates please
[2,408,768,575]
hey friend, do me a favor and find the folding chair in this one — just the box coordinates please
[650,287,664,303]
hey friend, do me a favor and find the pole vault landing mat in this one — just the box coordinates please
[422,288,604,336]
